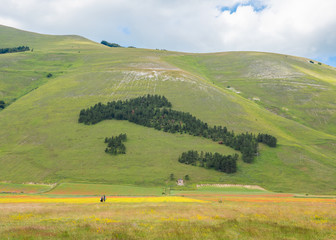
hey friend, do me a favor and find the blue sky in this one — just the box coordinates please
[220,1,266,14]
[1,0,336,67]
[316,56,336,68]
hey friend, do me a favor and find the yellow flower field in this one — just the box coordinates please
[1,194,336,239]
[0,195,207,204]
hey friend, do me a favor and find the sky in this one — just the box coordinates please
[1,0,336,67]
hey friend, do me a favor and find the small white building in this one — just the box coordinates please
[177,179,184,186]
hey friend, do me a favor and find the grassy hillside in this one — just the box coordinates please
[164,52,336,135]
[0,25,335,194]
[0,25,92,104]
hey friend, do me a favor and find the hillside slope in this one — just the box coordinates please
[0,25,335,193]
[165,52,336,135]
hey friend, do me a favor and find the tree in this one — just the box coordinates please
[0,46,30,54]
[178,150,238,174]
[79,95,276,163]
[101,40,122,48]
[0,100,5,109]
[104,133,127,155]
[169,173,175,181]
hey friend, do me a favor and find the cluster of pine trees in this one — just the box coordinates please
[78,94,171,125]
[257,133,277,147]
[0,100,5,109]
[0,46,30,54]
[178,150,238,173]
[101,40,122,48]
[79,95,277,162]
[104,133,127,155]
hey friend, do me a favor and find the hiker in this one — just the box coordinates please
[100,196,103,202]
[103,195,106,202]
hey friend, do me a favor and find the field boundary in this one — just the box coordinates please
[196,184,266,191]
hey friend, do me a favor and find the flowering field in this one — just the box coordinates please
[45,182,163,196]
[0,192,336,239]
[0,195,206,204]
[174,192,336,204]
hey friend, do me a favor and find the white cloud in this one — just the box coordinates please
[214,0,336,58]
[1,0,336,64]
[0,16,22,29]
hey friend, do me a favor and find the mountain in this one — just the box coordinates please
[0,25,335,193]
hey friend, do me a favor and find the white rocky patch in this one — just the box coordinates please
[245,60,304,79]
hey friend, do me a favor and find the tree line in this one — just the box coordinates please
[101,41,122,48]
[0,46,30,54]
[178,150,238,173]
[257,133,277,147]
[104,133,127,155]
[101,40,136,48]
[78,95,277,163]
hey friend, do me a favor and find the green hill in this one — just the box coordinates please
[0,25,335,194]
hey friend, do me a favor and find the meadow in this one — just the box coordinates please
[0,190,335,239]
[0,182,53,194]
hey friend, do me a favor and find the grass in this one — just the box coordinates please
[164,52,336,136]
[0,182,53,194]
[0,193,335,239]
[181,186,268,194]
[0,195,205,204]
[46,183,164,196]
[0,25,336,194]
